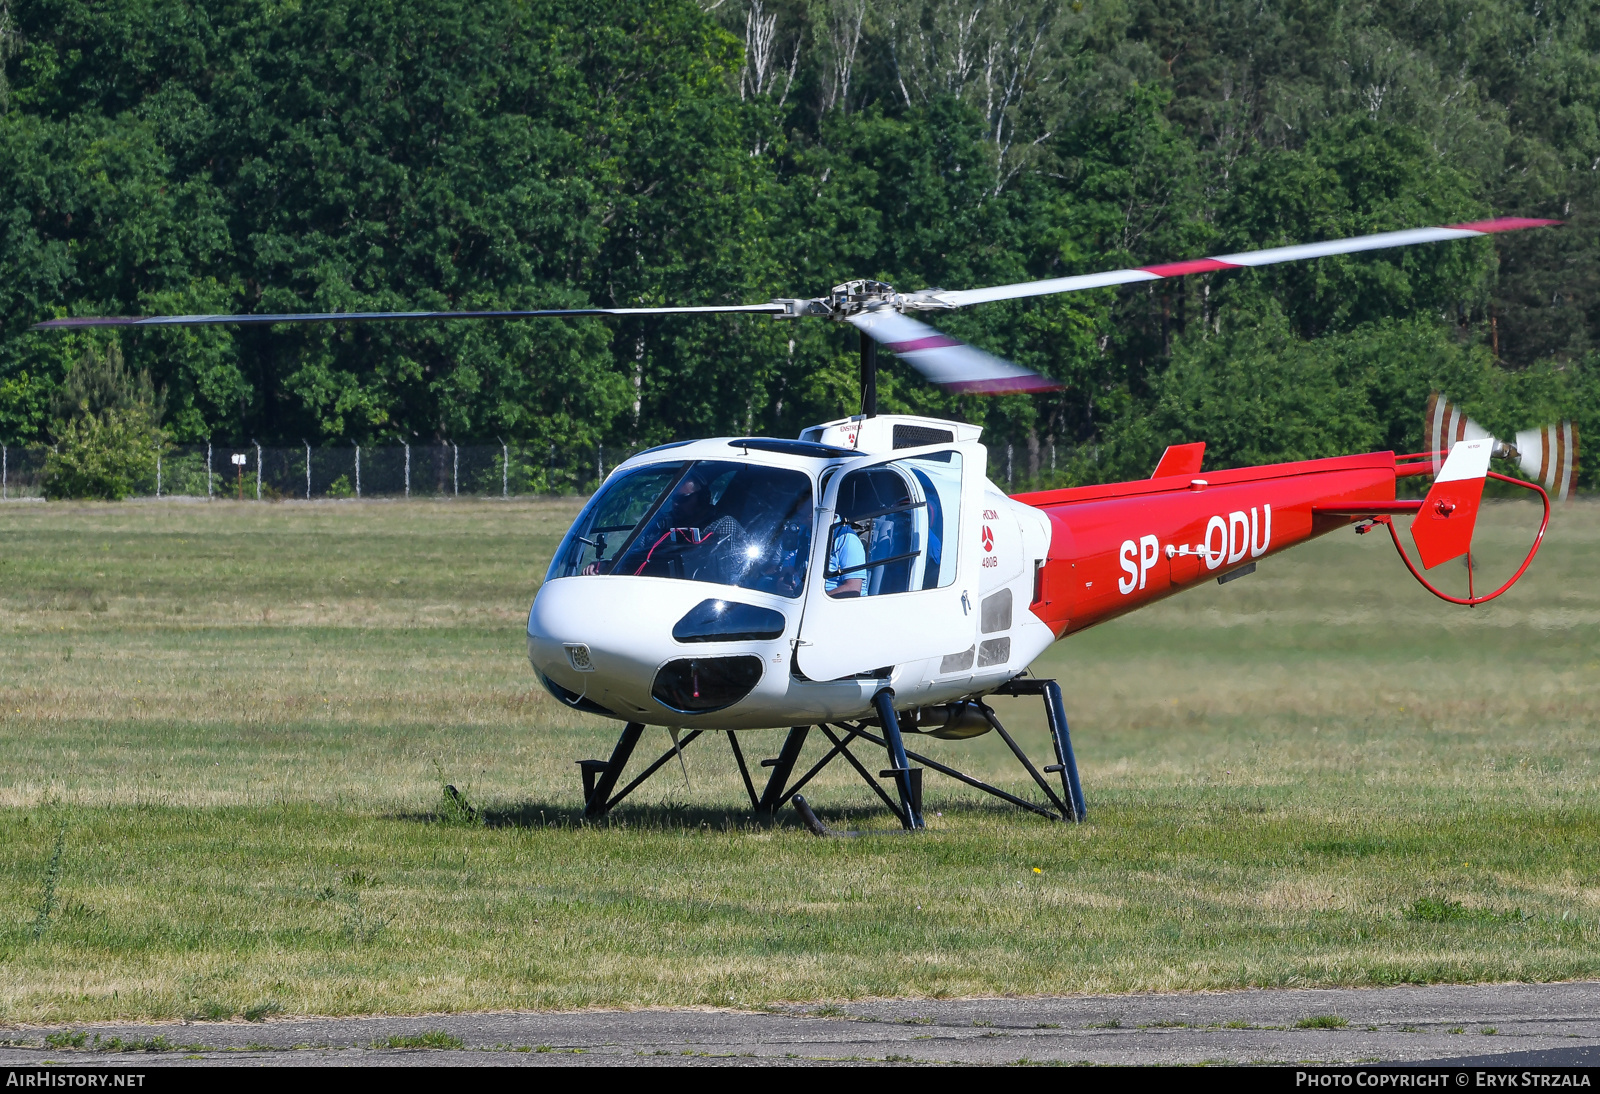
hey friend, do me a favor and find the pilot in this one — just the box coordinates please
[826,521,867,598]
[672,472,743,542]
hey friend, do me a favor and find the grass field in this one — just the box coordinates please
[0,494,1596,1023]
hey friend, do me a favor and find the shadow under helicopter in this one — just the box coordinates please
[414,795,1063,834]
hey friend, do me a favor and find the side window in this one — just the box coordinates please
[904,451,961,589]
[824,452,961,598]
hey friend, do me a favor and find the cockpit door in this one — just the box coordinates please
[795,443,983,681]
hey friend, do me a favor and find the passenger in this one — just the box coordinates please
[826,522,867,598]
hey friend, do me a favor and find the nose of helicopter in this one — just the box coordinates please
[527,577,794,724]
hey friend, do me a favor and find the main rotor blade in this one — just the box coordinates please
[32,302,789,330]
[846,310,1062,395]
[918,217,1560,309]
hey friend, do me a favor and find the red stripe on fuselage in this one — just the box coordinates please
[1014,452,1398,638]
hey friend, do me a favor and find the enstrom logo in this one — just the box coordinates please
[981,525,995,552]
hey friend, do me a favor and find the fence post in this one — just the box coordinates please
[596,444,604,487]
[355,443,361,499]
[404,443,410,499]
[2,444,6,500]
[501,440,508,499]
[452,443,458,497]
[254,441,262,500]
[207,442,213,498]
[304,441,312,499]
[156,446,162,498]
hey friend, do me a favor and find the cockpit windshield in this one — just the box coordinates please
[546,460,814,598]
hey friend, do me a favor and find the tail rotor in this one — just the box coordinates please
[1424,392,1579,500]
[1512,421,1580,501]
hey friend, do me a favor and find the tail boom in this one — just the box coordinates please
[1012,452,1399,638]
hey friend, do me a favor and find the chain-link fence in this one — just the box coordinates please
[0,441,648,500]
[2,438,1105,500]
[0,444,49,499]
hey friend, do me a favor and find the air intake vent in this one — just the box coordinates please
[893,424,955,449]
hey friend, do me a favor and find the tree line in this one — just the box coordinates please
[1,0,1596,487]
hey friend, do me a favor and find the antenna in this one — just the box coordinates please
[858,330,877,418]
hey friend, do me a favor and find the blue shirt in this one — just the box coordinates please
[826,526,867,592]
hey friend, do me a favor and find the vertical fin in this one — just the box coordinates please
[1411,438,1494,569]
[1151,442,1206,479]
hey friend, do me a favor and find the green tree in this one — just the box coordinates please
[42,342,166,499]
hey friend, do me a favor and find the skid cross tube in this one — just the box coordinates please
[769,726,875,812]
[815,725,909,823]
[995,678,1086,822]
[574,678,1086,826]
[602,729,705,811]
[757,727,810,812]
[726,731,760,810]
[873,688,923,829]
[1040,681,1087,822]
[846,725,1061,821]
[581,722,645,817]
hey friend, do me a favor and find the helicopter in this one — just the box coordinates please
[37,216,1575,832]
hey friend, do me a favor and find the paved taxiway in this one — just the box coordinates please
[3,982,1598,1066]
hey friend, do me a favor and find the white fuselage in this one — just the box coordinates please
[526,415,1055,730]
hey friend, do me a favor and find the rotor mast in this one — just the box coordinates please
[859,331,878,418]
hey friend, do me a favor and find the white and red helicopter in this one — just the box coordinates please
[39,216,1578,831]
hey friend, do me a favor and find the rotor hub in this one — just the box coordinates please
[770,279,958,320]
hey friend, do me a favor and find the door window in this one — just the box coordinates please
[823,452,962,598]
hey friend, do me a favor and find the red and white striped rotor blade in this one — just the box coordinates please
[1424,392,1496,475]
[1425,392,1580,501]
[1514,422,1580,502]
[845,310,1061,394]
[923,218,1559,309]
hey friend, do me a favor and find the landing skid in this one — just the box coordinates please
[577,679,1087,831]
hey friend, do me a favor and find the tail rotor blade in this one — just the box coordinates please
[1514,422,1580,501]
[1424,392,1496,474]
[845,311,1061,395]
[1426,392,1580,502]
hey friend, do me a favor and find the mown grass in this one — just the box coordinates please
[0,495,1596,1021]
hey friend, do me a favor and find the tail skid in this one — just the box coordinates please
[1317,439,1551,606]
[1384,468,1550,606]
